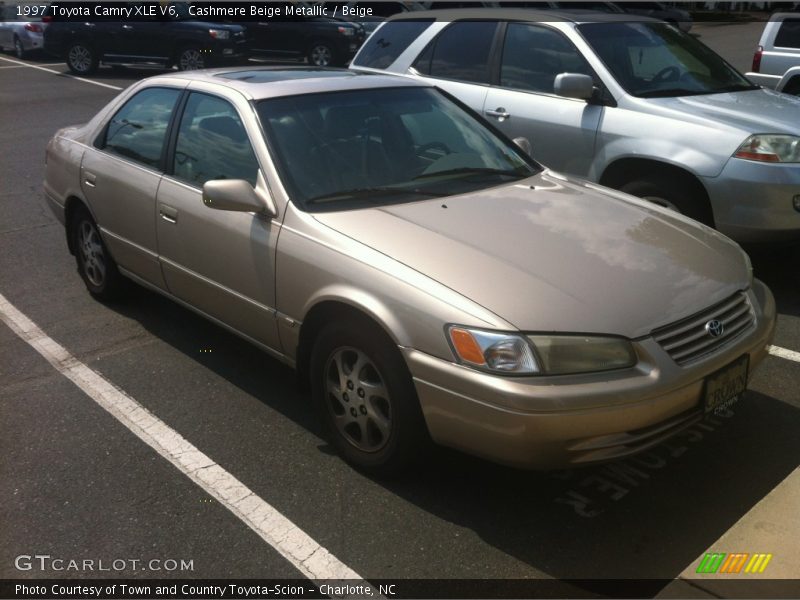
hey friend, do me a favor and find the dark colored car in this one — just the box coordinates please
[242,13,365,67]
[43,2,248,74]
[320,2,425,35]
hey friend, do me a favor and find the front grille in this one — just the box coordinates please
[653,292,754,365]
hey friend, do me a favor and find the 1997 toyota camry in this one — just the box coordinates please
[44,68,775,472]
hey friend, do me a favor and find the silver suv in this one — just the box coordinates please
[351,9,800,242]
[747,13,800,96]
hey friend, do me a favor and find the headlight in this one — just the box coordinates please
[338,26,355,37]
[526,335,637,375]
[208,29,230,40]
[447,326,637,376]
[734,134,800,163]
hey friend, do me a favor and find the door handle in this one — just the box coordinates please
[84,172,96,187]
[122,24,133,30]
[485,107,511,121]
[159,205,178,224]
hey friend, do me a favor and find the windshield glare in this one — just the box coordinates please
[578,22,756,97]
[256,87,537,210]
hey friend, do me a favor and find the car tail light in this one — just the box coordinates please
[752,45,763,73]
[25,23,44,32]
[42,15,52,23]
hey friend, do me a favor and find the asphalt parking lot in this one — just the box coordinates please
[1,20,799,598]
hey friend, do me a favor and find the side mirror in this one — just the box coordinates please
[554,73,595,101]
[513,136,532,157]
[202,179,276,218]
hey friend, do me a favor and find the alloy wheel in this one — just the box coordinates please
[309,45,332,67]
[77,220,106,287]
[324,346,392,453]
[178,49,204,70]
[68,45,92,73]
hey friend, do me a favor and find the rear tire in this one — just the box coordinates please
[620,176,713,226]
[66,42,98,75]
[176,47,207,71]
[307,41,336,67]
[13,35,25,59]
[310,318,428,475]
[69,206,125,301]
[782,77,800,97]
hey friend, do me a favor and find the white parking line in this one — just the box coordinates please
[768,345,800,363]
[0,56,123,90]
[0,291,367,584]
[0,62,64,69]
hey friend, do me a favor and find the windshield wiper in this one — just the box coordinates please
[413,167,529,180]
[307,187,446,205]
[712,84,761,93]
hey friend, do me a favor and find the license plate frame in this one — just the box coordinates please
[703,354,749,414]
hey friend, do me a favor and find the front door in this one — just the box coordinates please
[155,91,281,350]
[483,22,603,176]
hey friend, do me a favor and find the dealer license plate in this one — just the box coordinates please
[703,354,749,414]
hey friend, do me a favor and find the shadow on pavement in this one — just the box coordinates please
[109,273,800,592]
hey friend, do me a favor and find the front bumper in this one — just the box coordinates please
[404,280,775,469]
[703,158,800,243]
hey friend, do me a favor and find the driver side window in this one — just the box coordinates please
[172,93,259,188]
[500,23,593,94]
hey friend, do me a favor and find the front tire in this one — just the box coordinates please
[66,42,98,75]
[620,176,713,226]
[310,319,428,474]
[70,207,125,301]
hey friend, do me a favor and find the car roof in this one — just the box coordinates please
[389,7,661,25]
[149,67,430,99]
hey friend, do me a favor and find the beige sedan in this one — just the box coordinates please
[44,68,776,473]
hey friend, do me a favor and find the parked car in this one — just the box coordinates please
[43,2,248,74]
[0,4,46,58]
[351,9,800,242]
[44,67,775,472]
[616,2,692,33]
[747,13,800,95]
[241,13,364,67]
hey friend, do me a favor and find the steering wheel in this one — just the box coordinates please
[652,66,681,84]
[417,141,452,156]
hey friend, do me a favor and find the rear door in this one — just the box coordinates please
[482,22,603,175]
[410,21,500,112]
[80,86,182,289]
[155,91,281,350]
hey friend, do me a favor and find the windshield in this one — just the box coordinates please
[256,87,538,211]
[578,22,758,97]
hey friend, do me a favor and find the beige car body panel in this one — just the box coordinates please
[45,68,776,469]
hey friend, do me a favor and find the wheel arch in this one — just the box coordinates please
[599,157,713,221]
[777,68,800,94]
[294,296,408,390]
[64,195,99,255]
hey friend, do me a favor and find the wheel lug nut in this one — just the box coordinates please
[357,388,365,398]
[347,380,354,390]
[350,407,358,418]
[359,405,367,415]
[342,392,349,402]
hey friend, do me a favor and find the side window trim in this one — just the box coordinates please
[495,21,614,106]
[166,90,262,191]
[94,85,185,173]
[413,20,504,87]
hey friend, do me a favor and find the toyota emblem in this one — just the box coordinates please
[705,319,724,338]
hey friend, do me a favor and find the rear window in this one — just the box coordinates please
[353,19,433,69]
[774,19,800,49]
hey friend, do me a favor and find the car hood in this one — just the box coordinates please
[312,172,749,338]
[646,88,800,135]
